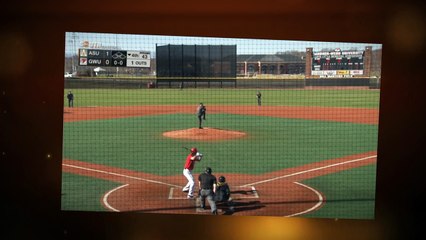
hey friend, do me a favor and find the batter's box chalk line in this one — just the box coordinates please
[168,186,259,200]
[232,186,259,199]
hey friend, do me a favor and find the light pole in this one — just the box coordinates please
[116,35,119,77]
[72,32,77,73]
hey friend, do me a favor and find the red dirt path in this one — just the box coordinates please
[64,105,378,124]
[62,105,379,216]
[63,152,376,216]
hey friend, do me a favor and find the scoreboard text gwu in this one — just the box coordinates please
[79,49,150,67]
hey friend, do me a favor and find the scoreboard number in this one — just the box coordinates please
[113,60,126,66]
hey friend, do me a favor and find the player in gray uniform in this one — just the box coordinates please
[198,167,217,215]
[196,103,206,129]
[256,91,262,106]
[67,91,74,107]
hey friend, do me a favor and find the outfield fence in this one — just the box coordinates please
[65,77,379,89]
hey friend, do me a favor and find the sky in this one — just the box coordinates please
[65,32,382,57]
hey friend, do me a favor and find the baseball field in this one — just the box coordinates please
[61,87,379,218]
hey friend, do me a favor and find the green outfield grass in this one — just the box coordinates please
[63,113,378,176]
[64,89,380,108]
[62,87,380,216]
[301,164,377,219]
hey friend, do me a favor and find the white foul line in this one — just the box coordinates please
[63,163,181,188]
[284,182,324,217]
[103,184,129,212]
[65,154,375,214]
[240,155,377,187]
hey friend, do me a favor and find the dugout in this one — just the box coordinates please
[156,44,237,87]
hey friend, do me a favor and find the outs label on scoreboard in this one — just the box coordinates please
[126,51,151,67]
[79,49,150,68]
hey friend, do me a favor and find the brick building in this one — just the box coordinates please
[237,54,305,76]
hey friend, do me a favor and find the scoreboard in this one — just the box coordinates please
[311,49,364,78]
[79,49,150,67]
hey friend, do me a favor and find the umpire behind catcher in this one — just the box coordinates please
[198,167,218,215]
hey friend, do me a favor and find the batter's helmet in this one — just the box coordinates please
[190,148,198,153]
[219,176,226,183]
[205,167,212,174]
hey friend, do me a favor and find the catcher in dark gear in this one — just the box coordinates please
[214,175,235,213]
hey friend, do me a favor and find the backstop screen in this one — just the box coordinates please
[156,44,237,78]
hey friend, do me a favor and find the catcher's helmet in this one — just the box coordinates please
[219,176,226,183]
[190,148,198,153]
[205,167,212,174]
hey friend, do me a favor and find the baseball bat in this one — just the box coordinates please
[182,146,203,161]
[182,146,190,151]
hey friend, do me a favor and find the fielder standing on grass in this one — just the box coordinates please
[67,90,74,108]
[182,147,203,199]
[256,91,262,106]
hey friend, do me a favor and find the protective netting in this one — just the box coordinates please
[62,32,382,219]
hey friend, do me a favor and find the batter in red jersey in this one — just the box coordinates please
[182,147,203,199]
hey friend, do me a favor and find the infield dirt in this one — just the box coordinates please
[62,105,378,216]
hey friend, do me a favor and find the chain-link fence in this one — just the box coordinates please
[65,32,382,89]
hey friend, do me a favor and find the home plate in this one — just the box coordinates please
[230,186,259,200]
[168,186,259,200]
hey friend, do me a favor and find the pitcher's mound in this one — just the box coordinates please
[163,128,246,141]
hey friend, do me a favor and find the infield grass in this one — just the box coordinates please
[63,113,378,176]
[62,87,380,215]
